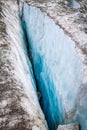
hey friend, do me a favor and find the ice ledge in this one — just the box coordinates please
[57,123,79,130]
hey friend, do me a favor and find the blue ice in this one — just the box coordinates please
[22,3,87,130]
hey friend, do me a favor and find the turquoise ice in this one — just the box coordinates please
[22,3,87,130]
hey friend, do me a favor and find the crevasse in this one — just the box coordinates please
[21,2,87,130]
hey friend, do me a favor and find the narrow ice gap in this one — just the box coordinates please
[20,2,87,130]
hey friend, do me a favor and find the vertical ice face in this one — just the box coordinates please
[22,3,87,130]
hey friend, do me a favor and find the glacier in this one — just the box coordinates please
[0,0,48,129]
[22,2,87,130]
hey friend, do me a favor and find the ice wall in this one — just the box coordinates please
[0,0,48,129]
[22,2,87,130]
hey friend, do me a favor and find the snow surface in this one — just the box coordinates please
[22,3,87,130]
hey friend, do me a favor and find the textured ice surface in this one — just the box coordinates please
[22,3,87,130]
[57,123,79,130]
[0,1,48,129]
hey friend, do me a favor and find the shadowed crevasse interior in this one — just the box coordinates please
[21,2,87,130]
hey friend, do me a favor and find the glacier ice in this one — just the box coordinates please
[22,2,87,130]
[0,0,48,129]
